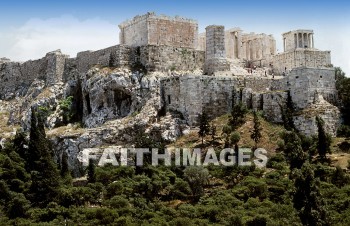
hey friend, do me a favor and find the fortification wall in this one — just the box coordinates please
[262,91,288,123]
[0,50,68,100]
[280,67,336,109]
[273,49,331,75]
[75,45,122,74]
[148,17,198,48]
[70,44,204,75]
[244,77,274,92]
[119,12,198,49]
[119,14,149,47]
[161,75,283,125]
[161,75,239,125]
[138,45,204,72]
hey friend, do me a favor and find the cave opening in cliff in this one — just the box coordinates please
[114,89,132,117]
[85,94,92,114]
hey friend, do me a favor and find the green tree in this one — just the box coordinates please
[331,166,350,187]
[87,159,96,183]
[229,103,248,131]
[335,67,350,127]
[198,111,210,145]
[230,131,240,146]
[210,123,218,144]
[222,125,232,148]
[59,96,74,124]
[27,108,60,206]
[316,116,332,161]
[293,162,330,226]
[251,111,262,150]
[183,166,209,201]
[280,91,296,131]
[6,193,30,219]
[230,132,240,164]
[279,131,308,169]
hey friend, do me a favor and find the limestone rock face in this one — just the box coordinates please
[81,67,161,128]
[294,93,340,136]
[50,91,188,176]
[17,81,65,131]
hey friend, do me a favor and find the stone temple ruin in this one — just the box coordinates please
[0,12,340,137]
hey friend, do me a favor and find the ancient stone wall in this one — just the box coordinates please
[160,75,283,125]
[273,49,331,75]
[0,50,68,99]
[119,12,198,49]
[204,25,230,75]
[161,75,239,125]
[119,14,149,47]
[137,45,204,72]
[46,50,68,85]
[75,45,121,75]
[197,33,206,51]
[65,45,126,81]
[67,44,204,76]
[277,67,336,109]
[262,91,288,123]
[244,77,274,92]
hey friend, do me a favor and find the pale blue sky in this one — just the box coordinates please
[0,0,349,74]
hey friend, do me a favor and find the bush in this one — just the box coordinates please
[338,141,350,153]
[58,96,74,124]
[337,125,350,137]
[6,192,30,219]
[108,195,129,209]
[183,166,209,200]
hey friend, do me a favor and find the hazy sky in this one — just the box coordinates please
[0,0,349,74]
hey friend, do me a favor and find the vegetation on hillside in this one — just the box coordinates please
[0,103,349,226]
[1,67,350,225]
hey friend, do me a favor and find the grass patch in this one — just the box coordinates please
[0,112,19,138]
[170,112,285,154]
[46,124,85,138]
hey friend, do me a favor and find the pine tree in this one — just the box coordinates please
[229,103,248,131]
[87,159,96,183]
[210,124,217,144]
[230,131,240,146]
[279,130,308,170]
[293,162,330,226]
[28,108,60,206]
[251,111,262,150]
[198,111,210,145]
[222,125,232,148]
[316,116,332,161]
[60,151,69,177]
[281,91,296,131]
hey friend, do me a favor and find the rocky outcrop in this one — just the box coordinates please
[81,67,162,128]
[294,92,340,137]
[49,92,188,176]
